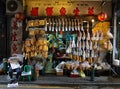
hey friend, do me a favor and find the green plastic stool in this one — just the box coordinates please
[21,65,32,81]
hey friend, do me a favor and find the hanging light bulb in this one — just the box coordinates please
[91,19,95,23]
[98,0,107,21]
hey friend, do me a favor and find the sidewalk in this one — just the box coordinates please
[0,74,120,86]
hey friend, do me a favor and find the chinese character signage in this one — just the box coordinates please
[11,18,22,54]
[25,0,111,18]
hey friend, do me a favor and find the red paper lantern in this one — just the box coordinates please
[15,13,20,20]
[98,12,107,21]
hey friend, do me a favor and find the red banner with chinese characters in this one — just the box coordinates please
[60,7,66,16]
[25,0,112,18]
[88,7,94,15]
[73,7,79,16]
[11,17,23,55]
[46,7,53,16]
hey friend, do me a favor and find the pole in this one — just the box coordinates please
[113,12,117,62]
[90,63,95,81]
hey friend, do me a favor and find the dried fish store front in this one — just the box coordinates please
[7,0,113,79]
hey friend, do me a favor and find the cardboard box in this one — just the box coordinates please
[70,72,79,78]
[56,69,63,76]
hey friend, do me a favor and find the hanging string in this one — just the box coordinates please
[101,0,106,12]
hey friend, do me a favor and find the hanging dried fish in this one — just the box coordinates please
[86,50,90,58]
[82,49,86,61]
[82,31,86,40]
[76,49,79,61]
[76,40,79,48]
[66,38,72,53]
[31,45,35,51]
[91,32,95,41]
[91,50,94,58]
[99,31,103,40]
[42,45,48,51]
[62,18,65,31]
[86,40,89,50]
[77,19,80,31]
[65,18,68,31]
[78,49,82,57]
[87,21,89,30]
[89,40,93,50]
[72,19,74,31]
[78,40,82,51]
[93,41,98,49]
[86,29,90,40]
[82,40,85,50]
[44,18,47,32]
[58,18,61,31]
[96,31,99,41]
[71,37,76,48]
[25,39,31,46]
[68,18,71,31]
[52,18,54,31]
[30,37,36,45]
[74,19,77,31]
[48,18,51,31]
[78,31,82,41]
[81,24,84,31]
[34,51,38,56]
[55,19,58,32]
